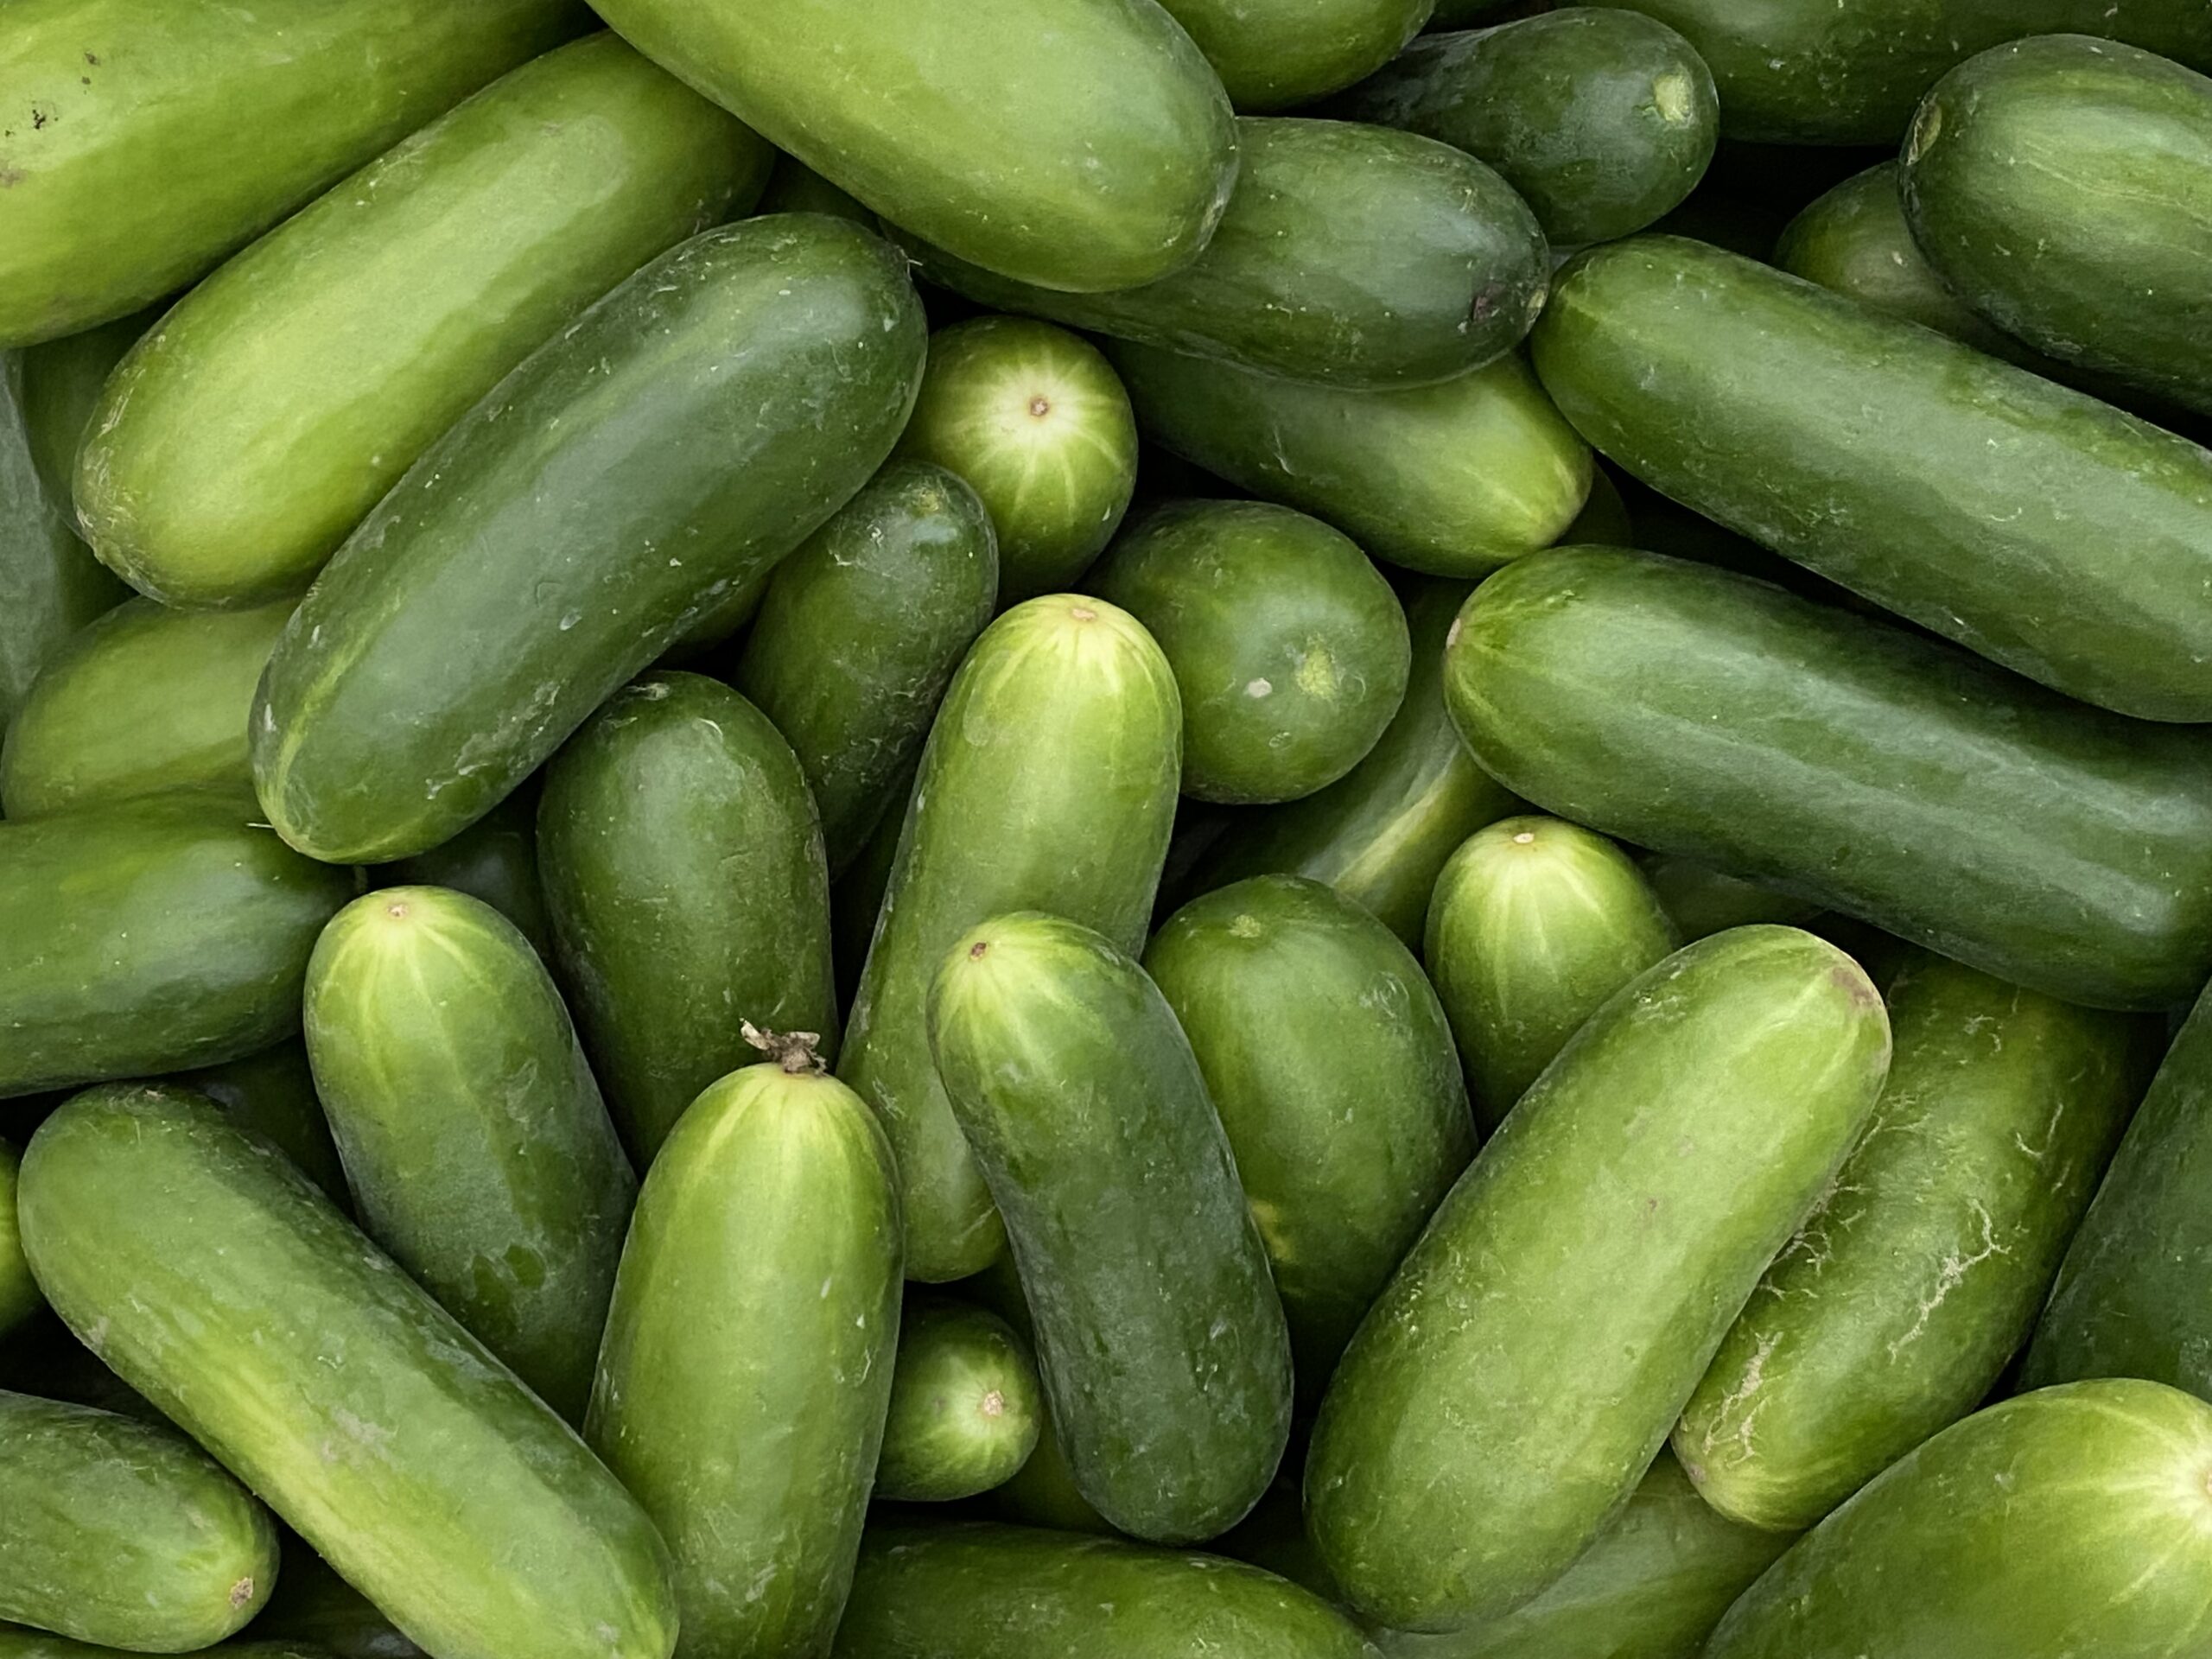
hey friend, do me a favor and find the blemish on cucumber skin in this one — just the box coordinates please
[1652,71,1695,125]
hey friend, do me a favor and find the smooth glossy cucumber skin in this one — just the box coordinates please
[388,790,550,959]
[1425,816,1677,1131]
[1157,0,1431,111]
[1336,10,1718,246]
[835,1523,1379,1659]
[1306,927,1890,1631]
[1146,876,1475,1400]
[17,1085,678,1659]
[0,1389,276,1650]
[1677,952,2143,1533]
[0,0,588,347]
[251,215,926,866]
[0,1144,35,1337]
[841,597,1180,1282]
[0,792,355,1098]
[1533,235,2212,721]
[733,461,998,873]
[1706,1379,2212,1657]
[1443,546,2212,1012]
[303,887,634,1423]
[1114,345,1590,576]
[875,1296,1044,1503]
[917,119,1547,391]
[588,1060,901,1659]
[0,597,289,818]
[173,1042,349,1208]
[931,913,1293,1543]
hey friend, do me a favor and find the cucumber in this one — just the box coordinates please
[913,119,1548,391]
[931,912,1293,1542]
[19,312,149,514]
[1305,926,1890,1631]
[1155,0,1432,111]
[0,792,355,1098]
[1188,579,1520,944]
[1444,546,2212,1011]
[1145,875,1475,1395]
[173,1043,348,1207]
[0,0,588,347]
[757,156,876,225]
[251,215,926,866]
[1642,855,1821,944]
[893,318,1139,602]
[1087,501,1410,805]
[587,1053,900,1659]
[875,1296,1044,1503]
[0,1144,33,1337]
[1704,1379,2212,1657]
[388,791,550,959]
[834,1523,1377,1659]
[17,1084,677,1659]
[1424,816,1677,1129]
[732,461,998,872]
[303,887,635,1422]
[587,0,1235,293]
[254,1545,423,1659]
[0,597,289,818]
[832,770,912,1009]
[0,1634,328,1659]
[1335,9,1719,246]
[1532,236,2212,721]
[989,1412,1119,1538]
[1112,345,1591,576]
[0,1389,276,1650]
[840,596,1180,1282]
[1564,465,1632,545]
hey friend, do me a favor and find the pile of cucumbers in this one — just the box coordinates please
[8,1,2212,1656]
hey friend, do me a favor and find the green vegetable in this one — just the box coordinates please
[172,1042,348,1206]
[1642,855,1821,944]
[387,791,550,959]
[756,156,876,224]
[876,1298,1044,1503]
[0,1144,35,1337]
[252,1544,423,1659]
[0,1632,330,1659]
[1154,0,1431,111]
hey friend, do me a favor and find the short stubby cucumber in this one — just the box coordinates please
[930,913,1293,1543]
[875,1297,1044,1503]
[0,1144,35,1337]
[16,1084,677,1659]
[840,596,1180,1283]
[388,791,550,959]
[173,1043,349,1208]
[1154,0,1432,111]
[251,215,926,865]
[1306,926,1891,1631]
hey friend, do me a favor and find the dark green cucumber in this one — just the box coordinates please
[173,1042,348,1206]
[832,767,912,1009]
[0,0,587,347]
[894,318,1139,602]
[0,1632,329,1659]
[0,597,289,817]
[0,1389,276,1650]
[756,156,876,225]
[732,461,998,872]
[915,119,1548,391]
[931,912,1293,1542]
[1189,579,1520,944]
[18,1084,677,1659]
[1443,546,2212,1011]
[1533,235,2212,720]
[588,1053,900,1659]
[1563,464,1631,545]
[1154,0,1431,111]
[834,1523,1377,1658]
[1642,855,1821,944]
[875,1296,1044,1503]
[0,1144,33,1336]
[1335,9,1719,245]
[1113,345,1591,576]
[388,790,550,958]
[0,791,354,1098]
[840,596,1180,1282]
[1145,875,1475,1397]
[251,215,926,865]
[588,0,1235,293]
[1306,927,1890,1632]
[1705,1379,2212,1658]
[1087,501,1409,805]
[1425,816,1677,1129]
[253,1545,423,1659]
[303,887,634,1422]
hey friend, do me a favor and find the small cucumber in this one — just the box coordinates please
[1155,0,1432,111]
[0,1144,33,1337]
[388,791,550,959]
[875,1297,1044,1503]
[173,1042,348,1207]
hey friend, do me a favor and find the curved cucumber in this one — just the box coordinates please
[840,596,1180,1282]
[588,1056,900,1659]
[0,792,354,1098]
[1114,345,1590,576]
[1145,875,1474,1396]
[251,215,925,865]
[1306,927,1890,1632]
[1336,9,1719,245]
[17,1084,677,1659]
[174,1042,348,1207]
[303,887,634,1422]
[931,912,1293,1543]
[1425,816,1677,1130]
[916,119,1548,391]
[0,1389,276,1651]
[0,0,586,347]
[77,35,767,609]
[388,791,550,959]
[876,1296,1044,1503]
[1443,546,2212,1011]
[733,461,998,872]
[0,1144,34,1337]
[1533,235,2212,721]
[0,597,289,818]
[1157,0,1430,111]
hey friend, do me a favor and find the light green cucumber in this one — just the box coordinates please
[875,1297,1044,1503]
[1158,0,1432,111]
